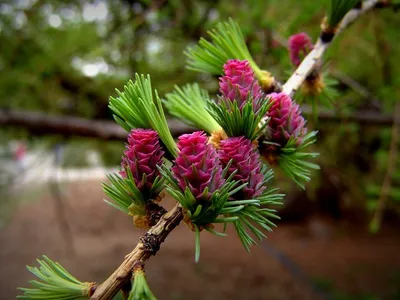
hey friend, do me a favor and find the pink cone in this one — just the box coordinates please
[288,32,313,67]
[120,129,164,191]
[172,131,224,201]
[219,137,265,199]
[265,92,307,147]
[219,59,263,110]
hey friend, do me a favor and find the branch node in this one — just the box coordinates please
[88,283,98,297]
[145,202,167,227]
[133,261,144,273]
[139,233,160,256]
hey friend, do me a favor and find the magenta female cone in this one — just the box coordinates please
[219,137,265,199]
[266,92,307,147]
[172,131,224,201]
[288,32,314,67]
[120,129,164,191]
[219,59,263,109]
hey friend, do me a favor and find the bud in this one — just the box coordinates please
[120,129,164,191]
[219,137,265,199]
[288,33,313,67]
[265,93,307,147]
[219,59,263,109]
[208,129,228,149]
[172,131,224,201]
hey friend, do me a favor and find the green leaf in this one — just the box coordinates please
[207,96,271,141]
[194,225,201,263]
[205,227,228,237]
[214,216,239,223]
[129,270,157,300]
[184,18,263,79]
[163,83,222,133]
[231,167,283,252]
[328,0,360,28]
[275,131,320,189]
[109,74,178,157]
[102,167,165,215]
[18,256,93,299]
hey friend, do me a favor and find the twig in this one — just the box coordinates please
[271,30,381,103]
[90,204,183,300]
[282,0,380,97]
[302,105,394,126]
[370,101,400,232]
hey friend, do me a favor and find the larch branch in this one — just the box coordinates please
[282,0,380,97]
[0,106,395,143]
[90,204,183,300]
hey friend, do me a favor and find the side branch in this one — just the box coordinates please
[270,31,381,102]
[91,204,183,300]
[282,0,380,97]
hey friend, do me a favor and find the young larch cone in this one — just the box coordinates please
[120,129,164,191]
[219,59,263,109]
[172,131,224,201]
[265,92,307,147]
[288,32,314,67]
[219,137,265,199]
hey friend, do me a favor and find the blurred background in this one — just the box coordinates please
[0,0,399,299]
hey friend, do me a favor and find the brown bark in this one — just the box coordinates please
[90,204,183,300]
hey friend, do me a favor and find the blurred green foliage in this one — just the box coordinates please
[313,270,400,300]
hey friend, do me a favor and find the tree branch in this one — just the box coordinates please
[270,30,382,104]
[0,108,395,142]
[302,105,396,126]
[282,0,380,97]
[90,204,183,300]
[0,109,196,140]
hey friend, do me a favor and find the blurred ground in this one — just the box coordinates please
[0,181,399,300]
